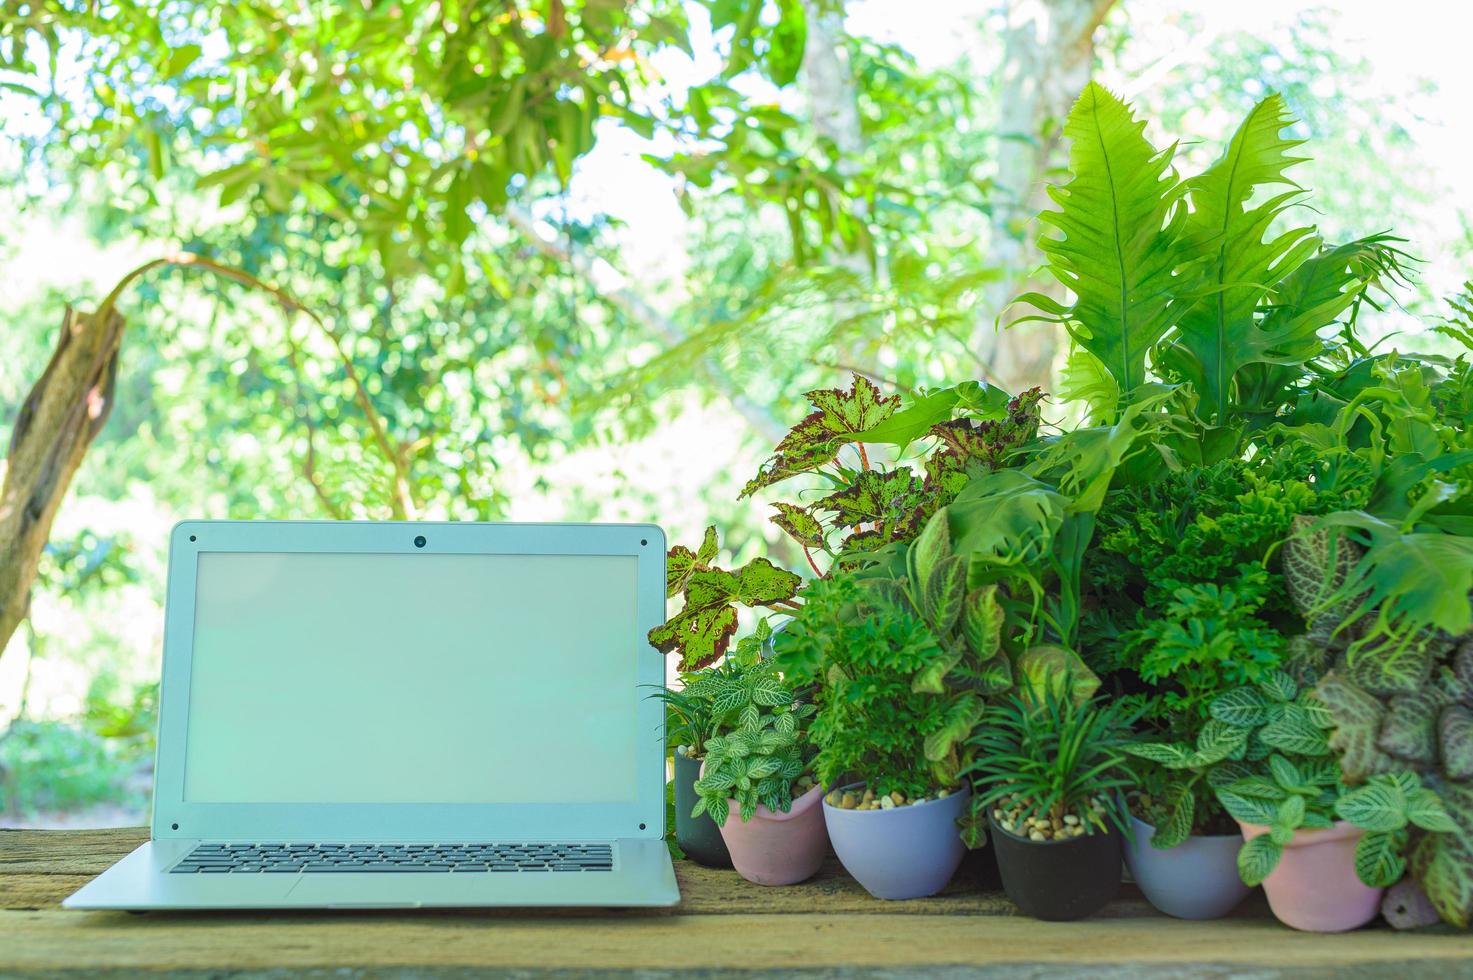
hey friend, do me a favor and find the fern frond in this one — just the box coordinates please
[1019,82,1188,400]
[1174,93,1318,420]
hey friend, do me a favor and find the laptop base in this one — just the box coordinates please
[63,838,680,910]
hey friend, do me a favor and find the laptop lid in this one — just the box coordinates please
[150,520,667,842]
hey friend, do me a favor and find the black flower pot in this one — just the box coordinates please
[988,813,1122,921]
[674,751,732,868]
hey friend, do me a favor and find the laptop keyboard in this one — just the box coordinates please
[170,842,614,874]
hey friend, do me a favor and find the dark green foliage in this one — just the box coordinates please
[1077,444,1363,842]
[778,571,978,799]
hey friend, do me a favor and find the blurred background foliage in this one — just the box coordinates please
[0,0,1469,824]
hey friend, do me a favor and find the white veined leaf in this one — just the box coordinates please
[1237,834,1282,886]
[746,756,781,779]
[1149,783,1195,850]
[1354,830,1407,887]
[1217,789,1279,826]
[1275,793,1306,829]
[749,676,791,707]
[1225,776,1286,801]
[1335,780,1408,833]
[1196,719,1248,763]
[1406,787,1458,833]
[1209,687,1271,727]
[1260,670,1298,703]
[1124,742,1197,768]
[1269,754,1304,791]
[1207,762,1254,789]
[712,683,748,717]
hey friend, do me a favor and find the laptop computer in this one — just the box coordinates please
[64,519,679,909]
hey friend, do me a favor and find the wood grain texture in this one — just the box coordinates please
[2,827,1469,979]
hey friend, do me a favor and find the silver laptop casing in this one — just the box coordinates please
[64,520,679,909]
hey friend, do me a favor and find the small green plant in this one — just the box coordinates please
[1129,668,1455,887]
[963,687,1138,847]
[1233,766,1455,888]
[647,625,774,759]
[777,570,987,800]
[689,645,815,827]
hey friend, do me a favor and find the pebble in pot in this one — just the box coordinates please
[824,782,971,900]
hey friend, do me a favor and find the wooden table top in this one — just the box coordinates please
[3,827,1470,977]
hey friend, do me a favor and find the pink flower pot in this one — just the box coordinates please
[1237,820,1383,932]
[715,784,829,886]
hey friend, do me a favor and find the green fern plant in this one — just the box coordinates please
[1018,83,1410,427]
[1013,81,1188,399]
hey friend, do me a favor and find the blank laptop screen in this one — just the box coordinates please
[182,552,641,804]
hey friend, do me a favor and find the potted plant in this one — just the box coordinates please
[964,687,1138,921]
[1134,669,1457,931]
[647,666,739,868]
[690,650,824,886]
[646,526,802,870]
[776,558,1002,899]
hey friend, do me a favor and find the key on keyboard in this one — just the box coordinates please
[171,842,613,873]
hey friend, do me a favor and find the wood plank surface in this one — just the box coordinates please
[2,827,1470,978]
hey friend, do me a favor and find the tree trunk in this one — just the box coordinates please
[799,0,864,160]
[0,305,125,660]
[979,0,1118,394]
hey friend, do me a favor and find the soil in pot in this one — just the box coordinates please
[824,782,970,900]
[1237,820,1383,932]
[715,781,829,886]
[987,799,1122,921]
[673,750,731,868]
[1125,815,1252,920]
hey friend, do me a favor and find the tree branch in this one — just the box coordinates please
[503,206,787,446]
[100,253,417,518]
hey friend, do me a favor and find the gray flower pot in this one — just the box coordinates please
[1125,815,1252,920]
[674,751,732,868]
[823,783,970,900]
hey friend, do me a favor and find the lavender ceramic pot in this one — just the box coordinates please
[1125,816,1251,919]
[1238,820,1383,932]
[824,783,970,900]
[716,783,829,886]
